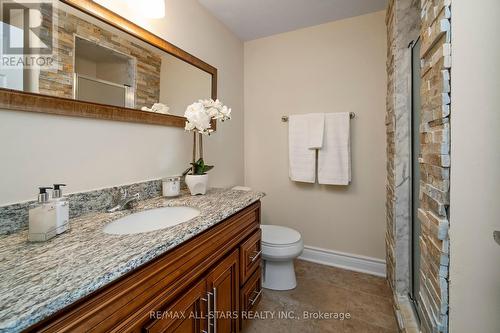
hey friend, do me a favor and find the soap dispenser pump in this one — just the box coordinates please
[53,183,66,200]
[28,187,58,242]
[38,186,52,203]
[52,184,70,234]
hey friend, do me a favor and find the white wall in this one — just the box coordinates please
[244,11,387,259]
[449,0,500,332]
[0,0,244,205]
[160,53,212,117]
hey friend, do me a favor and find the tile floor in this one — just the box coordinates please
[243,260,399,333]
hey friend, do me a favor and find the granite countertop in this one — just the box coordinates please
[0,188,265,332]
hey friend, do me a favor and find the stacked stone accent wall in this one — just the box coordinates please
[417,0,451,332]
[38,9,162,109]
[385,0,451,332]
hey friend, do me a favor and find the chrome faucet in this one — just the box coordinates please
[107,190,140,213]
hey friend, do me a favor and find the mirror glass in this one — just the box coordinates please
[0,1,212,117]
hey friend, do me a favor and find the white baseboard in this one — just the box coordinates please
[298,245,386,277]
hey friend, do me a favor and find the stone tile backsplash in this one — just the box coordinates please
[0,179,162,235]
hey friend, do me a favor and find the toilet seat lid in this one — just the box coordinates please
[260,225,301,245]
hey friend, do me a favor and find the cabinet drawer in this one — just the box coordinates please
[240,269,263,329]
[239,229,261,284]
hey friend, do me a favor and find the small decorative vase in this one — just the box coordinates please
[185,174,209,195]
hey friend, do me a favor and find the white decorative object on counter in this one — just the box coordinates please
[232,186,252,191]
[185,174,209,195]
[162,176,181,197]
[141,102,170,114]
[183,98,231,195]
[52,184,70,235]
[28,187,58,242]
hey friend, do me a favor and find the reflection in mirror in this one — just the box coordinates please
[74,36,136,108]
[0,1,212,117]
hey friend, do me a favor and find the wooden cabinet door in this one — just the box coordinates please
[206,250,240,333]
[143,279,209,333]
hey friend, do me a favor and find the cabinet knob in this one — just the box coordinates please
[494,231,500,246]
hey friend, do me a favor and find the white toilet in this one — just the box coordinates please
[260,225,304,290]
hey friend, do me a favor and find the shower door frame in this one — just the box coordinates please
[408,37,422,322]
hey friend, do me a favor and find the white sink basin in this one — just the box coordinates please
[103,206,200,235]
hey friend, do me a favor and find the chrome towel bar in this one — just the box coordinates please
[281,112,355,122]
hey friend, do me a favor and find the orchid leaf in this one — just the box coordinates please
[189,158,214,175]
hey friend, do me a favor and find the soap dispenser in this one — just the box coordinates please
[52,184,70,234]
[28,187,58,242]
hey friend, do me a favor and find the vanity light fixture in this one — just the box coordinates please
[127,0,165,19]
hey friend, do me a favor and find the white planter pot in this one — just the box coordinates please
[185,174,209,195]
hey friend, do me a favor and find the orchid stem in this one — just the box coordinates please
[199,133,204,160]
[192,132,196,174]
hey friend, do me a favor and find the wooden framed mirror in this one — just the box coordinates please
[0,0,217,128]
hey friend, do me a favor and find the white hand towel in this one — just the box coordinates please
[318,112,351,185]
[307,113,325,149]
[288,114,316,183]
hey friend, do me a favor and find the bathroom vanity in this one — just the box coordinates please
[32,202,261,332]
[0,189,264,332]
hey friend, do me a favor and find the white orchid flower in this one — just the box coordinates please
[220,106,231,120]
[207,107,219,117]
[184,102,211,133]
[213,99,223,108]
[200,99,214,108]
[184,99,231,134]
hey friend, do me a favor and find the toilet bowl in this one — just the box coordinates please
[260,225,303,290]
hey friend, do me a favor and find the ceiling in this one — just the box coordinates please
[198,0,387,41]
